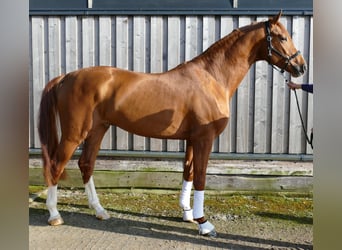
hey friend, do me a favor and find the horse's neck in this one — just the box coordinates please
[194,24,264,98]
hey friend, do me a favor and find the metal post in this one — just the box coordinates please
[88,0,93,9]
[233,0,238,8]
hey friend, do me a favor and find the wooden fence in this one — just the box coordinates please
[29,14,313,156]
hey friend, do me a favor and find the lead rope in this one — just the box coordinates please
[281,77,313,149]
[292,86,313,150]
[276,71,313,149]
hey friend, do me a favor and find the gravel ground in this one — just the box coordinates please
[29,188,313,249]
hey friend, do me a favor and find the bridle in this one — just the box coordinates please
[264,20,301,74]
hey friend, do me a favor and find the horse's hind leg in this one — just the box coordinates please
[78,121,110,220]
[46,185,62,225]
[46,104,96,226]
[179,140,194,222]
[46,139,79,226]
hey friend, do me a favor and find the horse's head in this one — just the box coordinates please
[263,11,307,77]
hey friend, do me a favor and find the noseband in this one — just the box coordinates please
[265,21,301,73]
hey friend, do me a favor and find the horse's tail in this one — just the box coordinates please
[38,74,65,186]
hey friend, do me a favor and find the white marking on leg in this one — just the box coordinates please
[179,180,193,222]
[85,176,110,220]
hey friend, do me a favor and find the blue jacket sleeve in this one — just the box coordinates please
[301,84,313,93]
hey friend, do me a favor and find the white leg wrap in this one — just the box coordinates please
[46,185,60,219]
[46,185,63,225]
[179,180,192,210]
[179,181,193,222]
[193,190,204,219]
[85,176,110,220]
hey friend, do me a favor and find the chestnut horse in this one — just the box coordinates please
[38,12,306,236]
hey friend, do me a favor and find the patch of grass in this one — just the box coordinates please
[29,185,46,194]
[205,193,313,224]
[29,186,313,225]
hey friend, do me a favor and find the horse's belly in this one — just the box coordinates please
[106,106,189,139]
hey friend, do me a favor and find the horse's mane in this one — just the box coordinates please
[197,20,264,61]
[195,29,241,62]
[188,20,264,78]
[169,20,266,83]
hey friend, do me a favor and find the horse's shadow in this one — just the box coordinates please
[29,203,312,250]
[256,212,313,225]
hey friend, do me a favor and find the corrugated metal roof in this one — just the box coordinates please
[29,0,313,15]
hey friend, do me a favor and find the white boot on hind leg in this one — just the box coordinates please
[46,185,64,226]
[85,176,110,220]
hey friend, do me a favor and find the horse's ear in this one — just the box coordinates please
[270,10,282,24]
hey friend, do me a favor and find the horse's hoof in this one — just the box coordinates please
[205,229,217,238]
[96,209,110,220]
[198,221,217,237]
[182,209,194,222]
[48,215,64,226]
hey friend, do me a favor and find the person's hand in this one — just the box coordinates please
[287,81,301,90]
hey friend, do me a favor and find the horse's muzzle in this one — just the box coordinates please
[292,63,307,77]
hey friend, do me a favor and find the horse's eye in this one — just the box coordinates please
[280,36,288,42]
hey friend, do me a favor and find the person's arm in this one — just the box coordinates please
[287,81,313,93]
[301,84,313,93]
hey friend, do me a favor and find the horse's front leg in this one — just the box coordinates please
[192,137,217,237]
[180,140,194,222]
[84,176,110,220]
